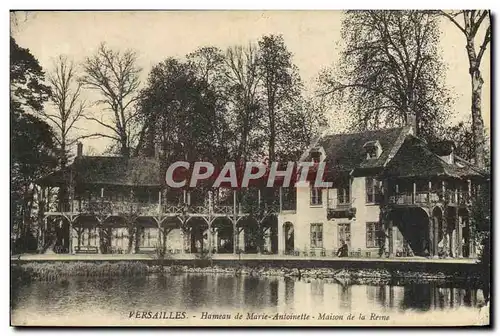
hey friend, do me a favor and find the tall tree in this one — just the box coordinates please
[225,44,264,162]
[10,37,56,246]
[136,58,228,166]
[257,34,302,161]
[10,37,51,114]
[440,10,490,168]
[277,96,328,161]
[81,43,142,157]
[319,10,451,140]
[44,55,86,168]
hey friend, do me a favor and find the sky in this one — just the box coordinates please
[11,11,491,155]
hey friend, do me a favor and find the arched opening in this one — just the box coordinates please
[242,217,260,253]
[283,222,294,253]
[262,215,278,254]
[72,215,100,253]
[458,208,471,257]
[159,217,183,253]
[53,216,70,254]
[432,207,444,257]
[213,217,234,253]
[101,216,127,254]
[393,208,430,257]
[188,217,209,253]
[136,217,159,253]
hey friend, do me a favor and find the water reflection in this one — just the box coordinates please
[11,274,487,324]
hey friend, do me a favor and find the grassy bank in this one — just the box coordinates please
[11,261,482,285]
[12,261,149,281]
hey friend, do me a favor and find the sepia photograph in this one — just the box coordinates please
[9,9,491,327]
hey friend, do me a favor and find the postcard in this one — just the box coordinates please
[10,10,491,327]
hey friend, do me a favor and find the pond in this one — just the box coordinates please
[11,274,489,326]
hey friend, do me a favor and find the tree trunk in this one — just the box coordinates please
[470,68,485,168]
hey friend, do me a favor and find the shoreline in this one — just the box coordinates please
[11,261,486,286]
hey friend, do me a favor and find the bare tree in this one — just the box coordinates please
[319,11,451,140]
[81,43,142,157]
[44,55,86,167]
[440,10,490,168]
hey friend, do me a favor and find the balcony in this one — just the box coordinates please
[49,197,283,217]
[388,190,471,207]
[327,201,356,219]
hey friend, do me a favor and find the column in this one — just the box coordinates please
[428,216,434,256]
[208,190,213,213]
[207,223,213,255]
[388,219,394,257]
[96,222,102,253]
[412,182,417,204]
[69,220,74,254]
[158,191,162,213]
[442,211,449,257]
[278,219,284,255]
[467,179,472,203]
[214,229,219,253]
[456,208,462,258]
[428,180,432,203]
[442,180,446,202]
[239,229,245,253]
[433,215,439,257]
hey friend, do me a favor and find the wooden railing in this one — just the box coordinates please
[53,198,283,216]
[388,190,471,206]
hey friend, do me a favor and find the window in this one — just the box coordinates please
[310,151,321,163]
[310,223,323,248]
[337,181,351,205]
[366,177,382,203]
[366,222,383,248]
[366,146,378,159]
[363,140,382,159]
[338,223,351,246]
[310,187,322,205]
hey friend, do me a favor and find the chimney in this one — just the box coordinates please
[407,112,417,136]
[77,142,83,157]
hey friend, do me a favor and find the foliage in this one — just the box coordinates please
[11,37,57,244]
[136,57,232,177]
[319,10,452,141]
[257,34,304,160]
[12,261,148,280]
[10,37,51,113]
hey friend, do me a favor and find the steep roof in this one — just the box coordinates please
[315,126,410,175]
[383,136,485,179]
[38,156,162,187]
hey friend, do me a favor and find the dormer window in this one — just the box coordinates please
[429,140,455,165]
[363,140,382,160]
[308,146,326,163]
[310,150,321,163]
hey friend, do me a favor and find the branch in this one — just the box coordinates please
[76,133,121,142]
[477,23,491,64]
[440,10,467,35]
[83,115,121,137]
